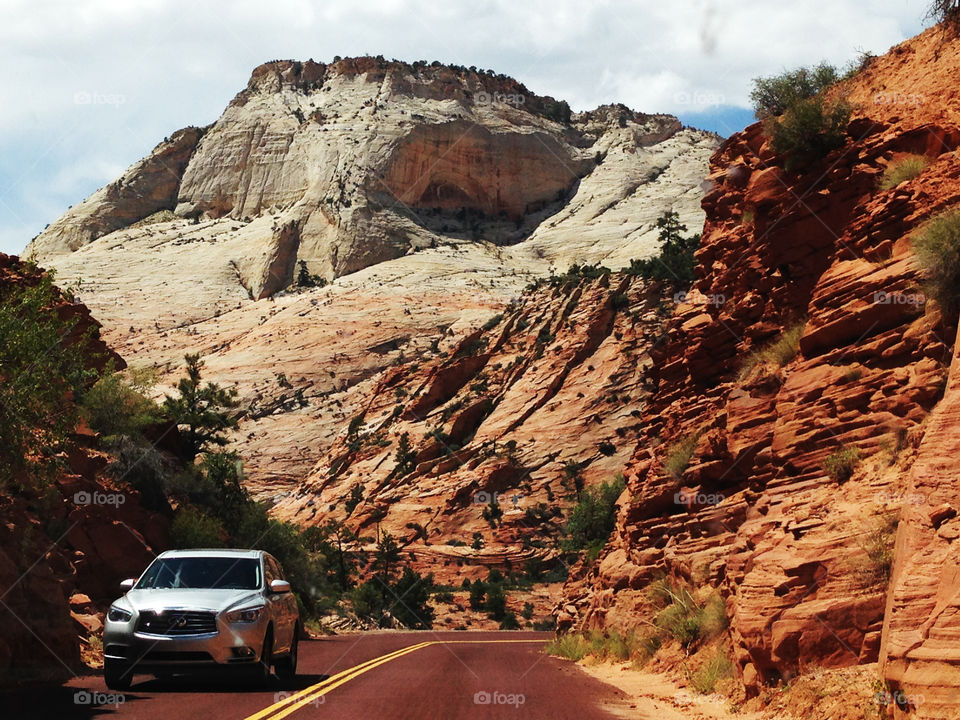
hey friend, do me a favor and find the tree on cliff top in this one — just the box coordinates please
[162,353,239,462]
[928,0,960,26]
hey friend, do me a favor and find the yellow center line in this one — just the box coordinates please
[244,638,548,720]
[243,641,432,720]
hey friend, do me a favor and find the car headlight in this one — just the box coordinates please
[224,606,264,624]
[108,606,133,623]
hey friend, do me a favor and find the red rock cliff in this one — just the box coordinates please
[557,26,960,716]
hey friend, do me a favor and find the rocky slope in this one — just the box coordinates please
[557,26,960,719]
[273,273,665,589]
[0,255,169,686]
[24,58,716,502]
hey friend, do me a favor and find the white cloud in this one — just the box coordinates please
[0,0,931,254]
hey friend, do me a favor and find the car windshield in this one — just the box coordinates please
[136,557,262,590]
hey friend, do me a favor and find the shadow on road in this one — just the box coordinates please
[0,684,140,717]
[133,672,330,693]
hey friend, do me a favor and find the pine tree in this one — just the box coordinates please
[162,354,239,461]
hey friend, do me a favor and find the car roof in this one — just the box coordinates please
[156,549,265,560]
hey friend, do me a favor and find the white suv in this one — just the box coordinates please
[103,549,300,689]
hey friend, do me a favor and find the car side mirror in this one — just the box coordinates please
[269,579,291,594]
[120,578,136,592]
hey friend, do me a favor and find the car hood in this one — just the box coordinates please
[122,588,261,613]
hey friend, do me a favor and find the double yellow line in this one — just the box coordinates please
[245,639,545,720]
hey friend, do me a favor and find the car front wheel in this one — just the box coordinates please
[275,628,299,684]
[253,628,273,686]
[104,658,133,690]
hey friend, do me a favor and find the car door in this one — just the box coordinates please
[265,555,296,652]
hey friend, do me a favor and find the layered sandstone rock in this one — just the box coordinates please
[557,26,960,714]
[272,275,664,586]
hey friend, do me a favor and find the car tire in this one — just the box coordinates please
[104,659,133,690]
[254,628,274,686]
[275,627,299,684]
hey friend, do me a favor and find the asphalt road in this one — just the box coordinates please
[3,632,628,720]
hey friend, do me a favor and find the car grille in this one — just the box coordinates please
[136,610,218,636]
[142,650,214,663]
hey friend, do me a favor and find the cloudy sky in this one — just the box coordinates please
[0,0,931,255]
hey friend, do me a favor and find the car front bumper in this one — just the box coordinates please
[104,615,268,670]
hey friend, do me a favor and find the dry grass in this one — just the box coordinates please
[663,430,703,479]
[738,322,806,380]
[912,207,960,313]
[879,154,929,190]
[853,512,900,587]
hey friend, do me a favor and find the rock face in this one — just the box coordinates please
[272,275,664,586]
[28,127,205,257]
[557,25,960,716]
[23,58,716,501]
[0,255,168,687]
[27,58,715,295]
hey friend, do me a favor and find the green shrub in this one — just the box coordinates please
[499,611,520,630]
[469,580,487,610]
[484,583,508,620]
[171,506,224,548]
[651,582,727,650]
[599,630,639,661]
[344,483,364,515]
[106,437,173,512]
[296,260,327,288]
[546,634,590,661]
[880,154,930,190]
[481,314,503,331]
[532,617,556,631]
[824,445,861,483]
[765,97,851,170]
[663,431,702,479]
[394,432,417,476]
[738,322,806,380]
[655,596,702,647]
[688,650,734,694]
[625,211,700,288]
[0,272,97,482]
[349,566,435,629]
[562,476,626,556]
[80,370,164,441]
[389,567,435,629]
[912,208,960,313]
[750,63,839,118]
